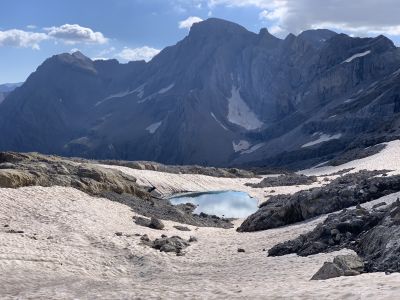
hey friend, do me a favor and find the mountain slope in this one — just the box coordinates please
[1,18,400,168]
[0,82,22,104]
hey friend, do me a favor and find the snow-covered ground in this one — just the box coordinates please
[2,186,400,299]
[301,140,400,176]
[2,140,400,299]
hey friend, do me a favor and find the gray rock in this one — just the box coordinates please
[149,217,164,230]
[333,255,364,273]
[173,225,191,231]
[311,262,344,280]
[188,236,197,243]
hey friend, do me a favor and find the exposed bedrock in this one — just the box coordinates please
[238,170,396,232]
[245,173,317,188]
[269,200,400,273]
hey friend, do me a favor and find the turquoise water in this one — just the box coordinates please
[169,191,258,218]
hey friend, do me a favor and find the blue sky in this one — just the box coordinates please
[1,0,400,83]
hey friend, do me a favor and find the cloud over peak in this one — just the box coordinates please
[179,16,204,29]
[207,0,400,37]
[117,46,161,62]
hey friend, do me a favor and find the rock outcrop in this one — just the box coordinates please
[246,173,317,188]
[269,199,400,274]
[238,170,395,232]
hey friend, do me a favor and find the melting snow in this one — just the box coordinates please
[301,133,342,148]
[227,87,263,130]
[146,121,162,134]
[233,140,251,152]
[342,50,371,63]
[210,112,228,131]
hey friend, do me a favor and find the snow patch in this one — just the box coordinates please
[342,50,371,63]
[210,112,228,131]
[146,121,162,134]
[233,140,251,152]
[227,87,263,130]
[301,133,342,148]
[133,84,145,99]
[241,143,266,154]
[138,83,175,104]
[158,84,175,94]
[96,90,134,106]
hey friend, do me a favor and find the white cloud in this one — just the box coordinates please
[179,16,203,29]
[117,46,161,62]
[207,0,400,37]
[26,25,37,30]
[44,24,108,45]
[0,29,48,50]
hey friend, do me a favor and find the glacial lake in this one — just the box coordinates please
[169,191,259,218]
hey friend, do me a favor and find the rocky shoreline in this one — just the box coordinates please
[0,152,233,228]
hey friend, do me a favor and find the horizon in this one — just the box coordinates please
[1,0,400,83]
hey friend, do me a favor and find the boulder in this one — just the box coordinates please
[311,254,364,280]
[311,262,344,280]
[173,225,191,231]
[333,255,364,273]
[149,217,165,230]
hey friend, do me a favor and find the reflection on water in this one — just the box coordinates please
[169,191,258,218]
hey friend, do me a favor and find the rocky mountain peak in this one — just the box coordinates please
[189,18,252,39]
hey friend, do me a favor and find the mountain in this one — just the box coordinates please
[0,82,23,104]
[1,18,400,168]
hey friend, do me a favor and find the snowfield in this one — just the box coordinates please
[227,87,263,130]
[301,140,400,176]
[2,186,400,299]
[2,140,400,299]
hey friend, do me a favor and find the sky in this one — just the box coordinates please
[1,0,400,83]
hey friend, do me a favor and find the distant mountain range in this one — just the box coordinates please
[1,18,400,168]
[0,83,22,104]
